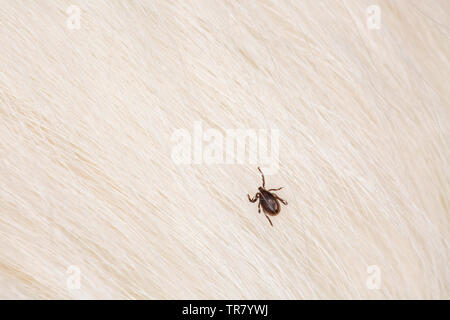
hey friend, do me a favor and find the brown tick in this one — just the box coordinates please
[247,167,288,226]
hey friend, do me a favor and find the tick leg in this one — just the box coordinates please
[268,187,283,192]
[258,202,261,213]
[248,193,259,203]
[258,167,265,188]
[265,214,273,227]
[274,195,288,205]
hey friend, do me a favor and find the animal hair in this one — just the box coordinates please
[0,1,448,299]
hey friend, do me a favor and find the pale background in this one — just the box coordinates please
[0,0,448,299]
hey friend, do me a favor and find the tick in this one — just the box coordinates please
[247,167,288,226]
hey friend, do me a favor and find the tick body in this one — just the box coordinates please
[247,167,288,226]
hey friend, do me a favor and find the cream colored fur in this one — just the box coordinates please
[0,1,448,299]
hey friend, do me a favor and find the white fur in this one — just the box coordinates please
[0,1,448,299]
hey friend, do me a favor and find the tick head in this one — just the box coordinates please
[258,187,265,192]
